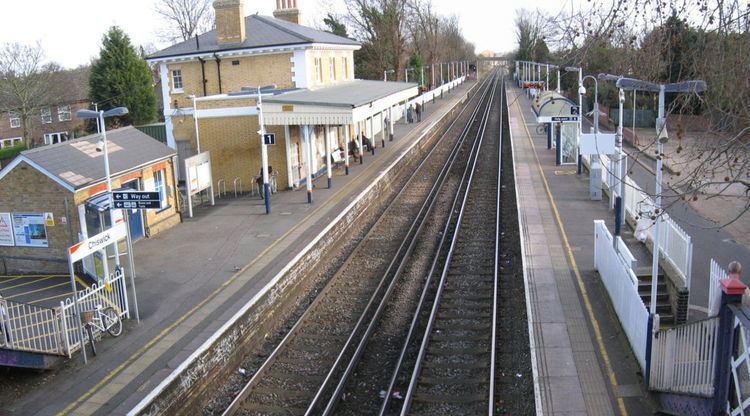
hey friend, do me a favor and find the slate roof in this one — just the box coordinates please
[148,15,359,60]
[17,126,175,190]
[264,80,419,108]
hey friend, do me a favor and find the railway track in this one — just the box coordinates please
[393,74,504,416]
[221,71,500,416]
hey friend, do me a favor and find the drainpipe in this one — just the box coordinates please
[198,57,207,96]
[214,53,223,94]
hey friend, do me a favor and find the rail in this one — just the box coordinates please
[623,175,693,288]
[0,298,64,355]
[216,179,226,198]
[594,220,651,370]
[649,316,719,396]
[60,269,129,355]
[232,177,242,197]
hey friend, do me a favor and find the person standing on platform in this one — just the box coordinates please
[415,102,422,122]
[407,104,414,124]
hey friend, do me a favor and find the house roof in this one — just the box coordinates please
[148,15,359,60]
[0,126,175,192]
[264,80,419,108]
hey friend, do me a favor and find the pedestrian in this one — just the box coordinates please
[407,104,413,124]
[709,261,748,316]
[415,102,422,122]
[256,165,273,199]
[348,139,360,162]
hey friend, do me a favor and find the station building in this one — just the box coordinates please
[0,127,180,275]
[148,0,419,192]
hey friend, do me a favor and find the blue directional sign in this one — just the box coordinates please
[112,191,161,209]
[263,133,275,145]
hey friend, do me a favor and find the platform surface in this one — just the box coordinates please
[508,83,657,416]
[4,81,475,416]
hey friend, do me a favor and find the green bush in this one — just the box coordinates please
[0,143,27,160]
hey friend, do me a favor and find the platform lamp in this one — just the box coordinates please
[384,69,395,82]
[615,77,707,316]
[242,84,278,214]
[598,73,627,221]
[75,106,140,326]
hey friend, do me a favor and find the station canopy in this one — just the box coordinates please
[531,91,578,123]
[262,80,419,126]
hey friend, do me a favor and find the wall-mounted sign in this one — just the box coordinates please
[263,133,276,145]
[44,212,55,227]
[12,213,48,247]
[0,212,14,246]
[282,105,294,112]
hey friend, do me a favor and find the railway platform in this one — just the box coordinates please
[2,79,474,416]
[507,83,658,415]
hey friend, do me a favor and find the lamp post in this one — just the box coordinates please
[598,73,627,217]
[615,77,707,315]
[384,69,395,82]
[241,84,277,214]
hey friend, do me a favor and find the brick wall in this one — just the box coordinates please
[0,162,78,274]
[0,100,90,148]
[305,49,355,89]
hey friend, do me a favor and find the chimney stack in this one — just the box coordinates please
[273,0,301,25]
[214,0,246,44]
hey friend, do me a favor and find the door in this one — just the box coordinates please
[176,140,194,182]
[122,180,144,240]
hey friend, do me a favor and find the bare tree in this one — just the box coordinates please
[155,0,214,43]
[0,42,59,148]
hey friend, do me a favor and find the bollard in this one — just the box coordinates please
[327,177,332,189]
[345,165,349,175]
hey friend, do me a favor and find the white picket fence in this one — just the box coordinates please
[593,220,651,370]
[60,269,129,355]
[0,269,129,358]
[649,316,719,396]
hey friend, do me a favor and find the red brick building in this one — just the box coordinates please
[0,67,90,150]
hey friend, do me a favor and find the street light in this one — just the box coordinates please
[598,73,627,219]
[384,69,395,82]
[615,76,707,315]
[240,84,278,214]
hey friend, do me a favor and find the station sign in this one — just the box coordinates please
[523,82,545,89]
[263,133,276,145]
[537,116,579,123]
[69,223,127,263]
[112,191,162,209]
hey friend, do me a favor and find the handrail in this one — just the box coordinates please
[233,177,242,197]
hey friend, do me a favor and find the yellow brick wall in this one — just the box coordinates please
[166,53,294,109]
[306,50,355,89]
[196,117,289,192]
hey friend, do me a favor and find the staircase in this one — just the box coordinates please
[635,267,675,326]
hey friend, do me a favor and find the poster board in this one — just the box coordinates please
[580,133,616,155]
[184,152,212,197]
[560,123,579,165]
[12,213,48,247]
[0,212,14,246]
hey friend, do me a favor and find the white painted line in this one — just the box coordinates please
[128,79,469,415]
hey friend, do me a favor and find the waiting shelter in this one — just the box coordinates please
[531,91,580,165]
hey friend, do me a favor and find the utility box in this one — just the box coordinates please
[589,160,603,200]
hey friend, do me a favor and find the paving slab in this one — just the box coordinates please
[3,80,475,416]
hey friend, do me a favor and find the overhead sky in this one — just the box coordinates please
[0,0,579,69]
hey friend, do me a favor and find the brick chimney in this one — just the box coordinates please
[273,0,301,25]
[214,0,246,44]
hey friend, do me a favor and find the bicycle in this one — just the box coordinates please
[536,124,550,135]
[81,305,122,356]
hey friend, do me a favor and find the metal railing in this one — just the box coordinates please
[60,269,129,355]
[0,298,64,355]
[650,316,719,396]
[623,175,693,288]
[594,220,651,370]
[233,177,242,197]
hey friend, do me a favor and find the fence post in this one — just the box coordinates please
[645,313,655,387]
[712,278,747,415]
[614,197,623,250]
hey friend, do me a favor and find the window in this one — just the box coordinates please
[43,132,68,145]
[171,69,183,91]
[0,137,22,149]
[41,107,52,124]
[9,111,20,128]
[314,58,323,83]
[57,105,71,122]
[329,57,336,80]
[342,57,349,80]
[153,169,167,209]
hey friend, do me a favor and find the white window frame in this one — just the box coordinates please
[41,107,52,124]
[43,131,68,145]
[314,58,323,83]
[329,57,336,81]
[57,105,71,122]
[9,111,20,128]
[153,169,168,209]
[342,57,349,80]
[171,69,183,92]
[0,137,22,149]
